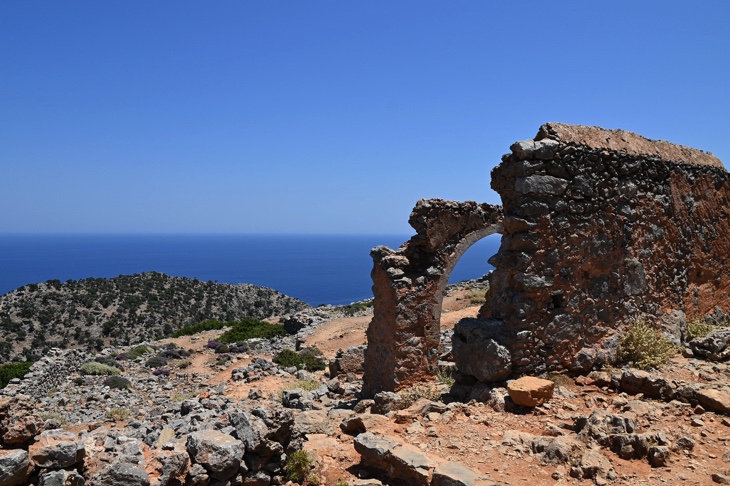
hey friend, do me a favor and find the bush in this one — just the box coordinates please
[125,345,155,359]
[273,348,326,371]
[436,367,455,388]
[399,384,442,409]
[171,319,227,338]
[152,369,170,377]
[146,355,168,368]
[617,320,677,369]
[103,375,131,389]
[105,407,130,421]
[687,318,715,341]
[284,450,314,483]
[80,362,122,376]
[92,355,124,371]
[218,318,287,343]
[465,289,487,304]
[0,362,32,388]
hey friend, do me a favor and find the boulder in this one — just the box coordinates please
[452,318,512,383]
[507,377,554,407]
[696,388,730,414]
[29,429,85,468]
[690,329,730,361]
[329,346,365,376]
[340,414,389,436]
[186,430,244,481]
[38,469,86,486]
[354,432,439,486]
[431,461,480,486]
[89,462,150,486]
[0,449,34,486]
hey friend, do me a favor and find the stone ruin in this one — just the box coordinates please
[363,122,729,396]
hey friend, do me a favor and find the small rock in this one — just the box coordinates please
[507,377,555,407]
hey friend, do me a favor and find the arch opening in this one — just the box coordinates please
[362,199,503,397]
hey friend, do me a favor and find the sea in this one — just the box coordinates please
[0,234,502,306]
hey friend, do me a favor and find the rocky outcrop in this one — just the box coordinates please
[362,200,503,396]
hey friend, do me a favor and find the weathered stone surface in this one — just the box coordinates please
[0,395,44,446]
[696,388,730,414]
[690,328,730,361]
[0,449,33,486]
[38,469,86,486]
[354,432,439,485]
[431,461,480,486]
[507,377,554,407]
[365,122,729,389]
[340,414,389,435]
[89,462,150,486]
[362,200,504,396]
[452,318,512,382]
[28,429,85,468]
[329,345,365,376]
[186,430,244,481]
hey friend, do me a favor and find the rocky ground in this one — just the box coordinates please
[4,283,730,485]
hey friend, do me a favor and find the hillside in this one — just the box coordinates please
[0,271,309,363]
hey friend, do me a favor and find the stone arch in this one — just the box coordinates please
[362,199,503,397]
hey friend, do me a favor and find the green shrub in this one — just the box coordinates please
[465,289,487,304]
[291,379,321,392]
[616,320,677,369]
[103,375,131,389]
[436,367,455,388]
[171,319,227,338]
[218,318,287,343]
[399,384,442,409]
[273,347,326,371]
[126,345,155,359]
[0,362,32,388]
[145,355,168,368]
[284,450,314,483]
[38,411,67,424]
[687,318,715,341]
[105,407,130,421]
[80,362,122,376]
[177,359,192,369]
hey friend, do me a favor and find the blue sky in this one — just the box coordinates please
[2,1,729,234]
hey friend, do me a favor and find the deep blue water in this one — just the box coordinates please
[0,234,501,306]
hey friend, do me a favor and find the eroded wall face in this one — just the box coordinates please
[362,200,503,397]
[481,124,730,375]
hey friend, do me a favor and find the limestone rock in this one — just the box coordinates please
[696,388,730,414]
[38,469,85,486]
[89,462,150,486]
[569,450,617,485]
[452,318,512,383]
[507,377,554,407]
[28,429,85,468]
[432,461,480,486]
[354,432,439,486]
[690,329,730,361]
[186,430,244,481]
[0,449,34,486]
[340,414,389,435]
[329,345,365,376]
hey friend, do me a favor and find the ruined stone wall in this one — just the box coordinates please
[479,123,730,376]
[362,200,503,397]
[1,348,88,399]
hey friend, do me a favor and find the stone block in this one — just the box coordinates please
[507,377,554,407]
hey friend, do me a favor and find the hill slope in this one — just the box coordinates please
[0,272,309,363]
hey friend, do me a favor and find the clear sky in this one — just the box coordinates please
[2,1,729,234]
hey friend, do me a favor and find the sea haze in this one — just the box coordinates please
[0,234,502,305]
